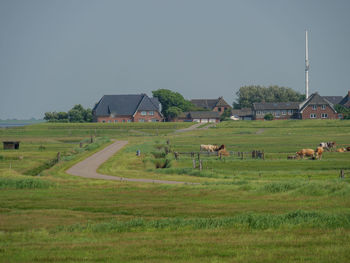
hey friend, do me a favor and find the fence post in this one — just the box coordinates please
[57,152,61,162]
[80,142,83,148]
[193,158,196,169]
[174,152,179,160]
[241,152,244,160]
[90,136,94,143]
[199,160,202,171]
[340,169,345,179]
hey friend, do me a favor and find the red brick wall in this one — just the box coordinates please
[133,111,163,122]
[97,116,133,123]
[301,105,338,119]
[97,110,163,123]
[212,106,230,115]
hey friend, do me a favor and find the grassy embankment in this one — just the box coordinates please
[1,120,350,262]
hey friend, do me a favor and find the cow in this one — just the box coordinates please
[218,148,230,156]
[319,142,336,151]
[336,148,346,152]
[314,147,324,160]
[296,149,315,159]
[200,144,219,152]
[347,147,350,152]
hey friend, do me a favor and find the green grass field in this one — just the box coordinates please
[1,120,350,262]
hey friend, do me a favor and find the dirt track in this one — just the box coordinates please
[66,140,196,185]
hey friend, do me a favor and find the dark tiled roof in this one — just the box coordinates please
[189,111,221,119]
[253,102,299,111]
[191,97,231,110]
[323,96,343,105]
[178,111,221,119]
[339,92,350,107]
[191,99,218,109]
[232,108,253,117]
[93,94,159,117]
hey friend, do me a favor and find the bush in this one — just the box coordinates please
[264,113,274,121]
[153,159,172,169]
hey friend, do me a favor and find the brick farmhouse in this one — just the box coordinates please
[252,92,342,120]
[190,97,232,116]
[92,94,163,123]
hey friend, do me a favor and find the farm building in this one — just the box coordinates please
[231,108,253,120]
[252,93,340,120]
[298,92,339,119]
[190,97,232,116]
[253,102,300,120]
[92,94,163,123]
[174,111,221,123]
[3,141,20,150]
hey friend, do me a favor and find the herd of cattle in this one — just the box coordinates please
[294,141,350,160]
[200,142,349,161]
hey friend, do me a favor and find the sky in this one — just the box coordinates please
[1,0,350,119]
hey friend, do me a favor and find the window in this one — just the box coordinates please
[218,107,222,112]
[148,111,154,116]
[288,110,293,115]
[312,105,317,110]
[151,119,158,122]
[141,111,147,116]
[321,113,328,118]
[282,110,286,115]
[256,111,262,115]
[114,120,118,123]
[310,113,316,118]
[127,119,132,123]
[321,105,326,110]
[139,119,145,122]
[275,110,280,117]
[102,120,106,123]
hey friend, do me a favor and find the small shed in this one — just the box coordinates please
[3,141,20,150]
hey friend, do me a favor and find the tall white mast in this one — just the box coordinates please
[305,30,309,99]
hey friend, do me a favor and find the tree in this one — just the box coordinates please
[220,108,232,121]
[152,89,193,120]
[234,85,305,109]
[44,104,93,123]
[335,104,350,119]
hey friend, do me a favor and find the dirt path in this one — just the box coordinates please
[66,140,196,185]
[174,123,202,133]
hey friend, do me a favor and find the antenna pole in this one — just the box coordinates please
[305,30,309,99]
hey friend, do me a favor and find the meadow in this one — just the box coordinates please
[0,120,350,262]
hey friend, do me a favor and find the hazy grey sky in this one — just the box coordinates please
[1,0,350,119]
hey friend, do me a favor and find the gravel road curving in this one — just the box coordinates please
[66,140,197,185]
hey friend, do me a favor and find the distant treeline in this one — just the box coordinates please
[233,85,305,109]
[44,104,92,123]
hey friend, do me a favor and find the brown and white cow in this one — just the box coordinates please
[296,149,315,159]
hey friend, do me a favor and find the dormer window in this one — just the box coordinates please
[312,105,317,110]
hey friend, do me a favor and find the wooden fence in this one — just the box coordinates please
[173,150,264,161]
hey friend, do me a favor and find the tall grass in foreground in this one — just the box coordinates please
[0,177,54,189]
[57,210,350,233]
